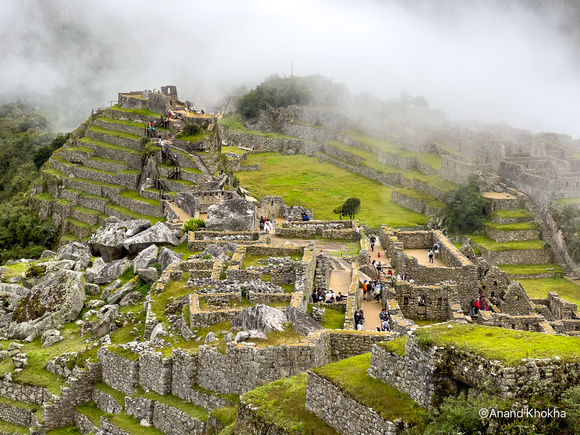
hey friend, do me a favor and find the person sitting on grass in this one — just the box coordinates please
[325,289,335,303]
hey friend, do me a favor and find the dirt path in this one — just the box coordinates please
[169,203,191,223]
[404,248,446,268]
[360,293,383,331]
[328,269,351,301]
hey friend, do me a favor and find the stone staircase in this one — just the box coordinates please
[32,107,211,243]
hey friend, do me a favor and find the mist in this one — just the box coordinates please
[2,0,580,138]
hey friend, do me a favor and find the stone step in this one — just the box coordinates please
[484,223,540,243]
[391,188,443,217]
[71,205,105,227]
[79,137,142,170]
[59,145,96,164]
[105,204,163,225]
[49,157,139,191]
[64,217,95,239]
[85,156,131,173]
[142,188,175,201]
[62,189,112,214]
[489,209,534,225]
[0,397,43,431]
[87,126,144,152]
[117,191,164,218]
[158,176,196,192]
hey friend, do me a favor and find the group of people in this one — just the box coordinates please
[354,309,365,330]
[470,293,490,315]
[362,279,382,302]
[427,242,441,264]
[311,288,344,303]
[375,307,391,332]
[259,216,272,233]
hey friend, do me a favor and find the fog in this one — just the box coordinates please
[2,0,580,138]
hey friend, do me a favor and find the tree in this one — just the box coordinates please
[334,197,361,220]
[442,175,487,234]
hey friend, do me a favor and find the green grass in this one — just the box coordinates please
[221,146,247,156]
[62,146,96,154]
[106,204,162,225]
[0,419,29,434]
[241,373,339,434]
[210,405,237,427]
[79,136,141,155]
[470,235,546,251]
[415,323,580,365]
[94,381,126,406]
[485,222,537,231]
[108,412,164,435]
[313,353,426,426]
[498,263,564,275]
[110,104,163,117]
[90,155,128,167]
[136,388,208,422]
[88,126,142,141]
[237,153,428,228]
[219,114,307,141]
[75,401,104,427]
[100,117,170,131]
[72,206,102,216]
[47,426,82,435]
[65,217,92,229]
[491,209,533,219]
[519,277,580,306]
[320,306,345,329]
[553,197,580,205]
[341,130,442,170]
[378,336,407,356]
[394,187,445,208]
[120,190,161,207]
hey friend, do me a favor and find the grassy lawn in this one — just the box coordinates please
[341,130,441,169]
[498,263,564,275]
[519,277,580,306]
[470,235,546,251]
[379,336,406,356]
[221,146,247,156]
[485,222,537,231]
[415,323,580,365]
[394,187,445,208]
[553,197,580,206]
[313,353,426,427]
[237,153,428,228]
[220,115,306,141]
[241,373,339,434]
[491,209,533,219]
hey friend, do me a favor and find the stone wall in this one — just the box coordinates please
[475,245,553,265]
[0,379,54,405]
[368,339,436,408]
[196,331,330,395]
[394,281,458,321]
[139,352,172,395]
[93,388,123,414]
[484,226,540,243]
[0,403,39,429]
[152,401,205,435]
[235,401,290,435]
[305,371,405,435]
[98,348,139,395]
[327,331,393,361]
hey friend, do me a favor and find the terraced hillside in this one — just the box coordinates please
[31,105,217,244]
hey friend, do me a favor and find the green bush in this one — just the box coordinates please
[141,141,159,160]
[181,123,201,136]
[201,254,213,260]
[442,174,487,234]
[183,218,206,232]
[561,385,580,434]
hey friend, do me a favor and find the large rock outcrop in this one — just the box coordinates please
[231,304,287,334]
[7,270,85,339]
[206,198,257,231]
[88,220,151,262]
[123,222,179,254]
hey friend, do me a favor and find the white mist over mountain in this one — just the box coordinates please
[1,0,579,138]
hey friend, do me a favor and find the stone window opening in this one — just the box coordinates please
[403,297,409,305]
[491,291,495,298]
[512,324,516,329]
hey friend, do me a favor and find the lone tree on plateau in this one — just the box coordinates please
[442,174,486,234]
[334,197,361,220]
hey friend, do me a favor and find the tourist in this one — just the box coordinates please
[428,249,434,263]
[264,219,272,234]
[479,295,489,311]
[434,243,440,259]
[317,250,324,259]
[381,319,389,332]
[336,292,344,302]
[355,226,361,241]
[362,280,368,301]
[387,269,393,277]
[357,309,365,330]
[374,282,381,301]
[354,310,361,326]
[402,271,408,281]
[325,289,335,303]
[259,216,265,231]
[470,298,477,316]
[377,252,381,261]
[369,234,376,252]
[376,262,382,278]
[312,289,319,303]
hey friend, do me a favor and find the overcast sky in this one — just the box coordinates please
[2,0,580,138]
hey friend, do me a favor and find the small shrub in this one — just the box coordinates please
[141,141,158,160]
[181,123,201,137]
[201,253,213,260]
[25,264,46,278]
[183,218,206,232]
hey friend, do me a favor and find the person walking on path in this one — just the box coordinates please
[370,235,376,252]
[428,249,434,263]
